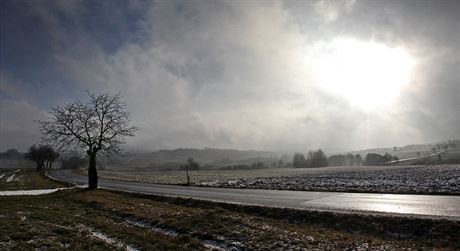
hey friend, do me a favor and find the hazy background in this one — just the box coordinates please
[1,0,459,153]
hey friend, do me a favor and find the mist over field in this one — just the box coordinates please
[1,0,459,154]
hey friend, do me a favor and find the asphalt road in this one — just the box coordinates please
[48,170,460,219]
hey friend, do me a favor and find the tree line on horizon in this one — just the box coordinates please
[292,150,399,168]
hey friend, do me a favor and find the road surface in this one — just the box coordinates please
[48,170,460,219]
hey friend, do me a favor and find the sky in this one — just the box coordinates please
[0,0,459,153]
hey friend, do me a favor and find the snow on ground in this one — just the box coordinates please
[124,217,241,250]
[0,169,20,181]
[77,224,139,251]
[5,174,16,183]
[197,165,460,194]
[0,188,71,196]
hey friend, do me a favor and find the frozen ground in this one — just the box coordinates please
[196,165,460,194]
[95,165,460,194]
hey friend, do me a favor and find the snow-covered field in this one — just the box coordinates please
[196,165,460,194]
[98,165,460,194]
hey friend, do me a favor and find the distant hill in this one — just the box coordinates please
[339,139,460,160]
[154,148,277,162]
[102,148,279,170]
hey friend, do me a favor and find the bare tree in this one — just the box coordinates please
[39,92,138,189]
[25,144,58,172]
[25,145,47,172]
[43,146,60,169]
[292,153,306,168]
[183,157,200,185]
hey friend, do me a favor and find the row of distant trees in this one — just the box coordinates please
[364,153,398,165]
[293,150,399,168]
[24,145,88,172]
[183,150,399,170]
[292,149,328,168]
[1,146,87,172]
[328,154,363,166]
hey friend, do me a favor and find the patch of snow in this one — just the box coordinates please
[124,218,242,250]
[125,219,178,237]
[1,170,20,182]
[6,174,16,182]
[0,187,71,196]
[78,224,139,251]
[200,235,242,251]
[202,240,227,251]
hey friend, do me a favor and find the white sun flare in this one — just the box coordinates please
[313,38,416,109]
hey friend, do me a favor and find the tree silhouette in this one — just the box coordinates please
[184,157,200,185]
[292,153,306,168]
[355,154,363,166]
[25,145,59,172]
[307,149,328,167]
[5,148,22,159]
[39,92,138,189]
[43,146,60,169]
[364,153,384,165]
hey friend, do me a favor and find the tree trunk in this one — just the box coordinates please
[185,165,190,185]
[88,152,98,189]
[37,161,45,172]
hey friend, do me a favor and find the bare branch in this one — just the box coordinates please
[38,92,138,156]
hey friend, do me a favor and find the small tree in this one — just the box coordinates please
[5,148,22,159]
[39,92,138,189]
[43,146,59,169]
[292,153,306,168]
[364,153,384,165]
[25,145,46,172]
[355,154,363,166]
[307,149,328,167]
[184,157,199,185]
[25,145,58,171]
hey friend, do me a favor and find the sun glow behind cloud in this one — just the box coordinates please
[3,0,460,152]
[312,38,416,110]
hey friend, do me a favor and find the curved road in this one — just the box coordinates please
[48,170,460,220]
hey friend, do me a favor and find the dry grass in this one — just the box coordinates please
[1,188,458,250]
[0,190,203,250]
[0,169,71,190]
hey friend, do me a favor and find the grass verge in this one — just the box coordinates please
[1,188,458,250]
[0,169,72,190]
